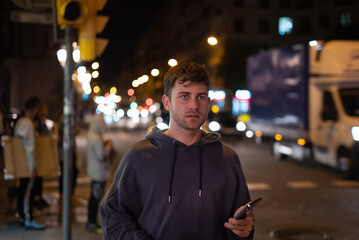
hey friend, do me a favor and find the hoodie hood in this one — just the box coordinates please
[146,127,221,202]
[88,114,106,135]
[146,126,221,146]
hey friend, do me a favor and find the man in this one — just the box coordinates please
[15,96,46,230]
[101,62,255,239]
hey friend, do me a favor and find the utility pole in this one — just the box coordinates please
[62,24,74,240]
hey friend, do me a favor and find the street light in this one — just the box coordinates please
[151,68,160,76]
[168,58,178,67]
[56,42,81,67]
[207,36,218,46]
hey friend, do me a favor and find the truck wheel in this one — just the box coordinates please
[273,142,286,160]
[337,153,354,179]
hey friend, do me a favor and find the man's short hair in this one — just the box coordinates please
[163,62,209,98]
[24,96,40,111]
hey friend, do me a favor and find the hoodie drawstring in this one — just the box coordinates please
[199,146,203,197]
[168,142,204,203]
[168,141,178,203]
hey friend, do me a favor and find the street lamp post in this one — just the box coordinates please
[62,24,75,240]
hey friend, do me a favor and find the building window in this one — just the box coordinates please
[319,14,331,28]
[258,19,269,33]
[234,18,244,32]
[340,13,351,26]
[278,17,293,35]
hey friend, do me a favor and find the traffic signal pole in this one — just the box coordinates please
[63,24,75,240]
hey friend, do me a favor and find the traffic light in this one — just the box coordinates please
[56,0,87,27]
[56,0,109,62]
[78,0,109,62]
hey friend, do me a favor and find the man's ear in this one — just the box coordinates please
[162,95,171,111]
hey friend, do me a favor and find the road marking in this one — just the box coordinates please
[247,182,271,190]
[332,180,359,187]
[287,181,318,189]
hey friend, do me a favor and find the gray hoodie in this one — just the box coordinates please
[101,127,252,240]
[87,114,109,181]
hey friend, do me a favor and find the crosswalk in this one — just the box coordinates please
[247,180,359,190]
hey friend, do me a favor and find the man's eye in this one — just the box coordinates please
[198,96,207,100]
[180,95,189,99]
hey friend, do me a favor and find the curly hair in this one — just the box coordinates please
[163,62,209,98]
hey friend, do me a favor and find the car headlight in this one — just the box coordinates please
[352,126,359,141]
[208,121,221,132]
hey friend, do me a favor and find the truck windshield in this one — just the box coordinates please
[339,89,359,116]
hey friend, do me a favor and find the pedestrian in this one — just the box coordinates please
[86,113,111,234]
[32,103,51,210]
[15,96,46,230]
[100,62,255,239]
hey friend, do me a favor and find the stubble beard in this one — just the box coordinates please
[171,111,207,131]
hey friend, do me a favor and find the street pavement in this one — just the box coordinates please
[0,175,104,240]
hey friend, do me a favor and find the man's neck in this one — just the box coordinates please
[165,127,202,146]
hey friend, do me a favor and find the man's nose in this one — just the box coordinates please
[189,98,198,109]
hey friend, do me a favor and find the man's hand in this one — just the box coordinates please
[224,203,255,237]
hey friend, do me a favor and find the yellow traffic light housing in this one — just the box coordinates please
[56,0,87,27]
[78,0,109,62]
[56,0,109,62]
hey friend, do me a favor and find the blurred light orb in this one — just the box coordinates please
[57,49,67,63]
[236,122,246,131]
[140,109,149,118]
[142,75,149,82]
[93,86,100,94]
[77,66,86,75]
[117,109,125,118]
[73,49,80,63]
[92,71,99,79]
[151,69,160,76]
[127,88,135,96]
[132,80,140,87]
[246,130,254,138]
[146,98,153,106]
[207,36,218,46]
[110,87,117,95]
[92,62,99,70]
[211,105,219,114]
[130,102,138,109]
[208,121,220,132]
[168,59,178,67]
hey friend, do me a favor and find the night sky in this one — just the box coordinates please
[98,0,166,83]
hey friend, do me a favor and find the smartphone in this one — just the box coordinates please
[234,197,262,220]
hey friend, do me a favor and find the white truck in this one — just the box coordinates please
[247,40,359,178]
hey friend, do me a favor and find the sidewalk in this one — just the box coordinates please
[0,175,104,240]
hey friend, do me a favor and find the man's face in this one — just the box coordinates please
[163,80,210,131]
